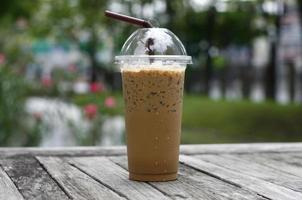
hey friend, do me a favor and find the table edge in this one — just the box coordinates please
[1,143,302,156]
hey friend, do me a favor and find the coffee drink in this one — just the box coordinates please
[122,66,185,181]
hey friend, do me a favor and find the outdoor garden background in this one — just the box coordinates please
[1,0,302,147]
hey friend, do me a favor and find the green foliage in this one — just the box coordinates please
[0,67,23,144]
[214,11,256,46]
[0,0,39,20]
[212,55,225,71]
[0,66,41,146]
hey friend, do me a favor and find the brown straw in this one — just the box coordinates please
[105,10,153,28]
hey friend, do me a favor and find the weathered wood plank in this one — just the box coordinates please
[1,143,302,157]
[68,156,170,200]
[0,166,24,200]
[36,156,125,200]
[195,154,302,193]
[1,144,302,200]
[180,143,302,155]
[180,155,302,200]
[0,146,126,157]
[228,153,302,179]
[266,153,302,168]
[289,153,302,160]
[109,156,266,200]
[0,156,69,200]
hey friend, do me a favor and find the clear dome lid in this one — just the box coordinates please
[115,28,192,65]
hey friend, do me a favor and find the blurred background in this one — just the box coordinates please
[0,0,302,147]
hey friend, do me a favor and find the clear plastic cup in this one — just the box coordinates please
[116,28,192,181]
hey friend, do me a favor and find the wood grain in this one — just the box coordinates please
[68,156,170,200]
[0,165,24,200]
[0,156,68,200]
[226,153,302,179]
[109,156,266,200]
[180,155,302,200]
[36,156,125,200]
[195,154,302,193]
[0,144,302,200]
[264,153,302,168]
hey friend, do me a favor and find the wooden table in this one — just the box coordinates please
[1,143,302,200]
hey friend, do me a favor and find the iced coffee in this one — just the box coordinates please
[122,66,185,181]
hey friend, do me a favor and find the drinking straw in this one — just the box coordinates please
[105,10,153,28]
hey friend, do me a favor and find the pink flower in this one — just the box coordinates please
[83,104,98,120]
[67,64,77,73]
[41,77,53,87]
[32,112,42,121]
[104,96,116,108]
[90,82,105,93]
[0,53,6,65]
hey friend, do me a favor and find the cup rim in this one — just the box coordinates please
[115,55,192,65]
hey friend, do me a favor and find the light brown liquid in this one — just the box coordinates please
[121,67,185,181]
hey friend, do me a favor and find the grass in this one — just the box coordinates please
[182,95,302,143]
[73,92,302,144]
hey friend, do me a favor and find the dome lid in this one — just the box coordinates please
[115,28,192,65]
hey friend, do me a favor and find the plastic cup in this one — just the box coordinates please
[116,28,192,181]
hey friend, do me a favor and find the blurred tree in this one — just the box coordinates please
[28,0,110,83]
[0,0,39,21]
[77,0,109,83]
[205,5,217,94]
[164,0,259,94]
[298,0,302,24]
[0,0,42,146]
